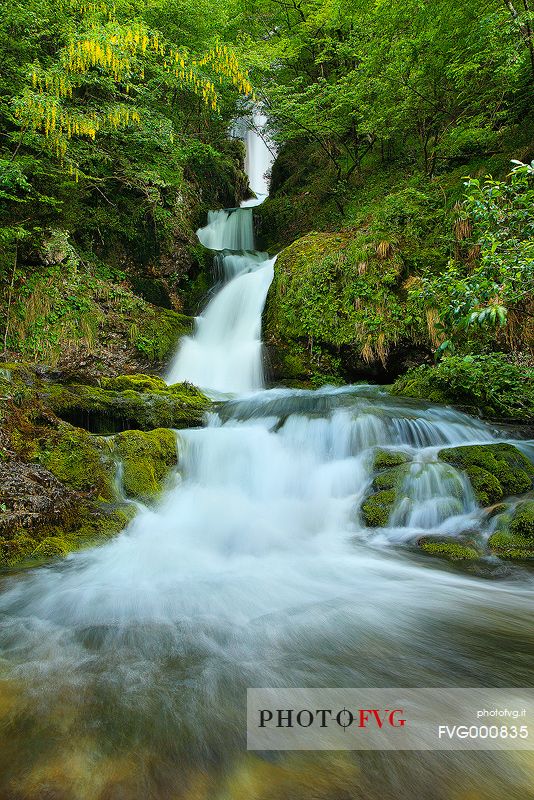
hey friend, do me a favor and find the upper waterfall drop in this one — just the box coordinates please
[166,112,276,395]
[196,208,254,251]
[241,111,273,207]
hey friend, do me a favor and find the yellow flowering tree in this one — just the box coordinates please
[13,0,254,167]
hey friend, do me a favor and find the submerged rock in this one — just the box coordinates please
[438,443,534,505]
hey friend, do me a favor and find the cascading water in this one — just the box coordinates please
[1,116,534,800]
[166,112,275,394]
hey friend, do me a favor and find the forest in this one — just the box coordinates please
[1,1,534,798]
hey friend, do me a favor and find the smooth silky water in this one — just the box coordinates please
[1,117,534,800]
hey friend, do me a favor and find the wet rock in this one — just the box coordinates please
[488,500,534,560]
[418,537,480,561]
[373,449,411,471]
[34,423,116,501]
[438,443,534,505]
[113,428,178,502]
[42,376,211,433]
[361,489,397,527]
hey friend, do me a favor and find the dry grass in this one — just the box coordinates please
[376,240,394,260]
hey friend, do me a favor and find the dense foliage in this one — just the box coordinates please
[0,0,252,361]
[391,354,534,420]
[239,0,534,395]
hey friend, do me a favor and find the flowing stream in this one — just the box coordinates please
[1,116,534,800]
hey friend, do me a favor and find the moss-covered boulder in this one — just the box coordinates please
[42,377,211,433]
[439,443,534,505]
[372,464,411,492]
[114,428,178,502]
[263,230,428,384]
[418,537,480,561]
[34,423,115,501]
[0,365,202,566]
[361,489,397,527]
[488,501,534,560]
[360,455,413,527]
[373,449,411,471]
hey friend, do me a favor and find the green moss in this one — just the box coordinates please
[114,428,178,501]
[361,489,397,527]
[32,536,70,559]
[463,466,503,506]
[70,504,137,547]
[510,501,534,538]
[264,229,426,382]
[372,464,410,492]
[373,449,411,471]
[418,538,480,561]
[129,307,193,362]
[42,379,211,432]
[35,423,115,501]
[0,532,39,565]
[439,444,534,505]
[101,373,169,393]
[486,501,534,560]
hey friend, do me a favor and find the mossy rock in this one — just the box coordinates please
[0,532,39,565]
[372,464,410,492]
[462,466,503,506]
[42,379,211,433]
[32,536,70,559]
[263,229,425,382]
[35,423,115,501]
[114,428,178,502]
[418,538,480,561]
[0,502,136,568]
[361,460,411,526]
[439,444,534,506]
[509,500,534,537]
[488,501,534,560]
[101,373,169,393]
[373,449,411,471]
[361,489,397,527]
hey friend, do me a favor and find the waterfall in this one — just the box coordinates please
[166,113,276,394]
[1,113,533,799]
[196,208,254,251]
[241,111,273,206]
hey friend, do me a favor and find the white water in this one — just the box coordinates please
[167,114,276,393]
[1,115,534,799]
[196,208,254,251]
